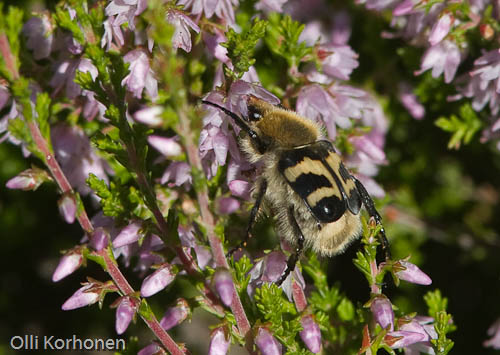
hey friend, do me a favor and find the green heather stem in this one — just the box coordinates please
[177,105,253,343]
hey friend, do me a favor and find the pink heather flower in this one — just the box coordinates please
[134,235,165,275]
[61,284,99,310]
[213,269,235,307]
[138,342,165,355]
[218,197,240,214]
[255,0,288,13]
[362,0,400,11]
[226,80,280,116]
[247,251,298,299]
[484,318,500,349]
[22,14,53,60]
[203,29,231,65]
[398,83,425,120]
[208,327,230,355]
[415,40,461,84]
[122,49,158,100]
[300,315,322,353]
[371,296,394,331]
[212,0,239,25]
[429,13,453,46]
[299,21,325,47]
[52,252,83,282]
[178,225,213,269]
[297,84,346,139]
[105,0,147,31]
[318,45,359,81]
[200,102,233,178]
[160,298,190,330]
[453,50,500,116]
[115,297,136,335]
[51,124,109,197]
[351,136,387,165]
[393,0,415,16]
[385,331,426,349]
[6,169,44,191]
[455,75,500,116]
[82,90,106,121]
[395,260,432,285]
[58,194,77,224]
[167,10,200,53]
[90,227,110,251]
[113,221,143,248]
[339,91,387,199]
[148,135,183,157]
[228,179,251,199]
[471,50,500,84]
[177,0,217,19]
[141,263,176,297]
[133,106,163,127]
[255,328,282,355]
[50,58,98,99]
[161,161,192,188]
[177,0,238,24]
[101,16,125,51]
[401,316,437,354]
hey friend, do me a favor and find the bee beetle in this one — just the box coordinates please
[202,96,390,285]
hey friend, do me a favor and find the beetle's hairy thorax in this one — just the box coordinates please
[255,109,321,148]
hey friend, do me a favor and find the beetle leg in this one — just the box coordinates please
[276,205,305,286]
[353,177,391,260]
[227,179,268,258]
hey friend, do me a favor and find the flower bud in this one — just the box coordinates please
[148,135,182,157]
[385,330,426,349]
[62,284,99,310]
[228,179,251,199]
[6,168,48,191]
[299,315,321,353]
[395,260,432,285]
[217,197,240,215]
[90,227,110,251]
[429,13,453,46]
[140,263,176,297]
[115,297,136,335]
[208,327,230,355]
[484,317,500,349]
[159,298,190,330]
[113,221,142,248]
[52,251,83,282]
[371,295,394,331]
[134,106,163,126]
[255,328,282,355]
[58,193,77,224]
[138,342,165,355]
[213,269,234,307]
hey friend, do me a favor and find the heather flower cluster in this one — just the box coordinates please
[358,0,500,150]
[7,0,500,353]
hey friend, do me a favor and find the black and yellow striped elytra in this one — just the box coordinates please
[279,140,362,224]
[202,96,389,285]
